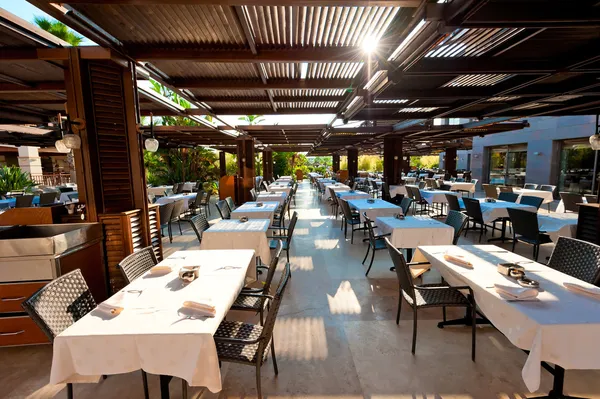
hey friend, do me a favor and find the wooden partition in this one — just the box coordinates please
[219,175,237,202]
[0,205,65,226]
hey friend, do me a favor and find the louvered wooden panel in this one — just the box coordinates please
[148,204,163,262]
[98,213,127,293]
[577,204,600,244]
[87,61,134,213]
[129,214,143,252]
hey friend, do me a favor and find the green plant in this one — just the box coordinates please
[33,16,83,46]
[238,115,265,125]
[0,166,37,194]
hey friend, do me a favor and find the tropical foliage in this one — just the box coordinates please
[0,166,37,194]
[33,17,83,46]
[410,155,439,169]
[238,115,265,125]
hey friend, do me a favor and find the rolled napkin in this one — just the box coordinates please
[563,282,600,300]
[95,293,125,316]
[182,300,216,317]
[149,265,172,275]
[443,253,473,268]
[494,283,539,301]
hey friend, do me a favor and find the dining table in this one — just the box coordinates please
[230,201,279,224]
[513,188,555,205]
[347,198,401,222]
[443,181,476,194]
[326,183,351,199]
[537,212,578,242]
[268,183,292,196]
[412,244,600,396]
[389,185,408,198]
[256,191,287,205]
[155,193,197,211]
[147,186,172,196]
[50,249,256,398]
[336,191,371,201]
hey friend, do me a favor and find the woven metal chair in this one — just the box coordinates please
[519,195,544,209]
[21,269,150,399]
[175,183,185,194]
[117,246,158,284]
[168,199,186,242]
[444,210,469,245]
[363,213,391,276]
[180,213,210,243]
[291,183,298,207]
[411,187,429,215]
[507,208,552,261]
[216,199,231,219]
[188,190,205,215]
[225,196,236,212]
[381,182,391,201]
[418,181,426,189]
[444,193,463,213]
[400,197,413,216]
[158,202,175,240]
[15,194,34,208]
[39,192,59,206]
[338,199,363,243]
[269,211,298,262]
[559,192,583,213]
[524,183,539,190]
[250,188,258,201]
[498,192,519,203]
[261,180,270,192]
[271,195,290,234]
[231,241,283,325]
[547,237,600,285]
[463,197,488,243]
[200,191,211,215]
[482,184,498,199]
[214,263,291,399]
[385,239,476,360]
[172,183,180,194]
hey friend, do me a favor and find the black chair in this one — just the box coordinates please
[214,263,291,399]
[269,211,298,262]
[172,183,180,194]
[444,210,469,245]
[225,196,236,212]
[261,180,270,192]
[188,190,205,215]
[339,199,363,244]
[158,202,175,241]
[369,180,380,198]
[507,208,552,262]
[15,195,34,208]
[519,195,543,210]
[231,241,283,325]
[584,194,598,204]
[175,183,185,194]
[410,187,429,215]
[39,192,59,206]
[21,269,150,399]
[559,192,583,213]
[547,237,600,285]
[168,199,186,242]
[385,239,476,360]
[498,192,519,203]
[201,191,211,215]
[462,198,488,243]
[216,199,231,219]
[524,183,538,190]
[363,213,391,276]
[271,195,291,234]
[400,197,413,216]
[117,246,158,284]
[180,213,210,243]
[444,193,463,213]
[381,182,391,201]
[250,188,258,201]
[291,183,298,207]
[482,184,499,199]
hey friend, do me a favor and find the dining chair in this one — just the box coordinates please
[168,200,186,242]
[444,193,463,213]
[584,194,598,204]
[482,184,498,199]
[22,269,150,399]
[498,186,514,193]
[559,192,583,213]
[158,202,175,240]
[385,239,476,360]
[201,191,211,215]
[506,208,552,262]
[213,263,291,399]
[176,183,185,194]
[250,188,258,201]
[216,200,231,219]
[291,183,298,206]
[363,213,391,276]
[269,211,298,263]
[329,190,340,217]
[188,190,205,215]
[411,187,429,215]
[524,183,539,190]
[519,195,544,210]
[180,213,210,243]
[462,197,488,243]
[444,210,469,245]
[381,182,392,201]
[370,180,380,198]
[498,192,519,203]
[15,195,34,208]
[547,237,600,285]
[338,199,363,243]
[271,195,290,234]
[400,197,413,216]
[39,192,58,206]
[231,241,283,325]
[225,196,236,212]
[117,246,158,284]
[418,181,426,189]
[172,183,180,194]
[261,180,270,192]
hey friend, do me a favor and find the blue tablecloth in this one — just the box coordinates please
[0,196,41,208]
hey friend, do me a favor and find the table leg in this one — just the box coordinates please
[160,375,173,399]
[488,218,513,243]
[529,365,588,399]
[438,295,490,328]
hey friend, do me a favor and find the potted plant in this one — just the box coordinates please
[0,166,37,198]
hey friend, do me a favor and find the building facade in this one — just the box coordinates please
[470,115,599,195]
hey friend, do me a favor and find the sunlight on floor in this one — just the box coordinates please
[289,256,314,271]
[327,281,362,315]
[310,221,325,228]
[293,227,310,235]
[314,239,339,250]
[274,317,328,360]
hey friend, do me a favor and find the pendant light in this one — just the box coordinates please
[590,133,600,150]
[145,113,159,152]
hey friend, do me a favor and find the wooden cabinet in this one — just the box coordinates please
[0,282,47,313]
[0,316,49,346]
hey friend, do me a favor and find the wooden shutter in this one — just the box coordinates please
[148,204,163,262]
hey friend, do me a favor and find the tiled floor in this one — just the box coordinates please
[1,182,599,399]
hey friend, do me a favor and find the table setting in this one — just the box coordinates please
[347,198,401,222]
[231,201,279,224]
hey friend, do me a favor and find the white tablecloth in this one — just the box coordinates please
[444,182,476,193]
[413,245,600,393]
[459,198,537,223]
[347,199,401,222]
[277,176,292,181]
[376,216,454,249]
[50,249,255,392]
[231,201,278,224]
[389,185,408,197]
[181,182,196,191]
[538,213,578,242]
[513,188,554,205]
[59,192,79,203]
[200,219,272,265]
[268,184,292,196]
[336,191,371,201]
[419,189,458,204]
[256,192,286,205]
[155,193,197,211]
[326,184,351,199]
[147,186,171,196]
[403,177,417,184]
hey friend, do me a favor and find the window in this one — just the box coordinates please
[559,140,598,194]
[487,145,527,186]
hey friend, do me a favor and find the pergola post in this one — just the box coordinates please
[445,148,458,176]
[347,148,358,181]
[219,151,227,177]
[262,148,273,182]
[403,156,411,174]
[383,137,403,185]
[332,153,340,173]
[237,136,255,203]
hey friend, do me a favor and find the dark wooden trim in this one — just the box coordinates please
[174,78,354,90]
[33,0,421,6]
[0,82,65,92]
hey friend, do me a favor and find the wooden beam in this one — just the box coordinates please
[176,79,354,90]
[33,0,421,6]
[198,95,347,103]
[1,99,66,105]
[238,124,327,131]
[0,47,69,61]
[212,108,338,115]
[0,82,65,92]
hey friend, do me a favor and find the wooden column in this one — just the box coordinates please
[219,151,227,177]
[237,136,256,203]
[347,148,358,180]
[402,156,411,174]
[263,148,273,182]
[332,154,340,173]
[383,137,403,185]
[445,148,458,176]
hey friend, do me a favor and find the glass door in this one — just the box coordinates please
[559,140,597,194]
[488,145,527,186]
[489,148,506,185]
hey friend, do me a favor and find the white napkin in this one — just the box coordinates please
[443,253,473,268]
[563,282,600,300]
[182,300,216,317]
[494,283,539,301]
[95,292,126,316]
[148,265,173,275]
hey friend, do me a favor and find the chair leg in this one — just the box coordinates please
[286,248,290,263]
[411,308,418,354]
[471,303,477,362]
[351,226,354,244]
[396,295,402,324]
[178,220,182,235]
[168,223,173,243]
[512,237,517,252]
[362,244,370,264]
[255,363,262,399]
[67,383,73,399]
[442,306,447,322]
[271,340,279,375]
[142,371,150,399]
[533,245,539,262]
[367,247,375,273]
[259,307,264,325]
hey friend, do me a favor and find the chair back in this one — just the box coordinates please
[418,181,426,189]
[21,269,96,341]
[471,179,478,186]
[444,210,469,245]
[547,237,600,285]
[463,197,484,224]
[338,198,354,221]
[176,183,186,194]
[444,173,451,180]
[507,208,540,241]
[498,186,513,193]
[39,192,58,205]
[519,195,543,209]
[159,202,175,226]
[404,185,414,200]
[412,187,424,202]
[225,196,236,212]
[258,263,291,352]
[286,211,298,245]
[483,184,498,199]
[584,194,598,204]
[524,183,538,190]
[382,182,391,200]
[171,199,186,220]
[250,188,257,201]
[498,192,519,202]
[539,185,556,194]
[118,246,158,284]
[370,180,378,191]
[262,181,270,192]
[352,181,358,190]
[385,238,415,299]
[193,190,205,208]
[400,197,413,215]
[425,178,435,188]
[362,213,378,246]
[445,194,461,212]
[172,183,180,194]
[15,195,34,208]
[216,200,231,219]
[559,192,583,212]
[263,241,283,294]
[201,191,211,205]
[189,213,210,242]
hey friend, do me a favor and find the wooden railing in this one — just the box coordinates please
[31,173,73,186]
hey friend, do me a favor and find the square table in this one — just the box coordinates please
[538,212,578,242]
[155,193,197,211]
[326,184,351,199]
[268,183,292,196]
[443,181,476,194]
[376,216,454,249]
[231,201,279,224]
[346,198,401,222]
[256,191,286,205]
[200,218,272,265]
[336,191,371,201]
[389,185,408,197]
[513,188,555,205]
[50,249,255,395]
[458,198,536,223]
[413,244,600,394]
[419,189,458,205]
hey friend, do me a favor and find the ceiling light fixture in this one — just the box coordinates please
[145,113,159,152]
[590,133,600,150]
